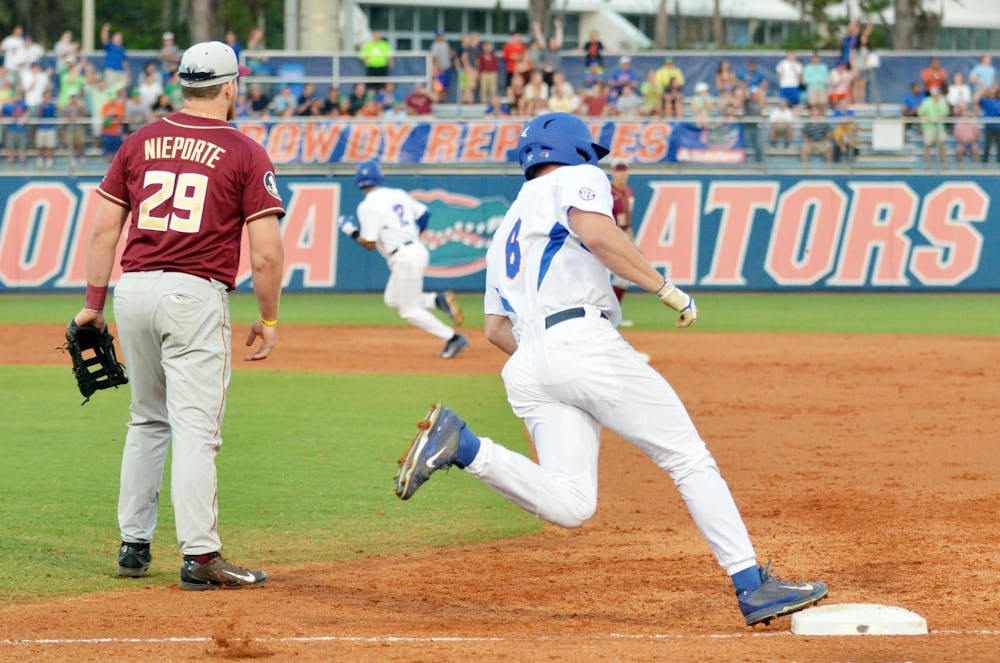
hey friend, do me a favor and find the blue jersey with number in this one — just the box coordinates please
[484,163,622,340]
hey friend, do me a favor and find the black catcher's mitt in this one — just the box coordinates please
[61,320,129,404]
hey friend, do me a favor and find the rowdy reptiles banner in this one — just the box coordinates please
[236,120,676,165]
[0,174,996,292]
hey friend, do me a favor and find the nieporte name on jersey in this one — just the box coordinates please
[142,136,227,168]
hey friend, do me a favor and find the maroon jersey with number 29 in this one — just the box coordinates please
[97,111,285,290]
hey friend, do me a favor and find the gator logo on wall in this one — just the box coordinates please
[409,189,510,278]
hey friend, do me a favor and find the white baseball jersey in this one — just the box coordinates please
[356,186,429,258]
[484,163,622,340]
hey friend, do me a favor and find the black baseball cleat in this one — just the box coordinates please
[178,553,266,590]
[117,542,152,577]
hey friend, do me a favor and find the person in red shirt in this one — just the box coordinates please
[477,40,500,105]
[501,32,526,90]
[581,81,610,116]
[920,57,948,95]
[73,41,285,591]
[405,82,434,115]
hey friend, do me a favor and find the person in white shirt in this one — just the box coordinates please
[15,34,44,77]
[338,161,468,358]
[0,25,24,81]
[136,68,164,110]
[20,61,50,109]
[392,111,828,628]
[946,71,972,113]
[53,31,79,62]
[776,51,803,107]
[768,98,795,147]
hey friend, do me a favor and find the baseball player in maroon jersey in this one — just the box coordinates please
[73,41,285,590]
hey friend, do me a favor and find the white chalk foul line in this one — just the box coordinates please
[2,630,998,646]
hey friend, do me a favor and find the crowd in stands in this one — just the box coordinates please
[0,23,191,167]
[1,18,999,168]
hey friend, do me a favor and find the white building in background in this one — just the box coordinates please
[324,0,1000,52]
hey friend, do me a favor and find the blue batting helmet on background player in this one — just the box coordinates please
[356,160,384,189]
[516,112,610,180]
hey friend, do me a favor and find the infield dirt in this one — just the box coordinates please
[2,325,998,662]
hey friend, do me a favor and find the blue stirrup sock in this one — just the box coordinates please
[454,425,481,468]
[731,565,763,593]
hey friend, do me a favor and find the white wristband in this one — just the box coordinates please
[655,280,676,302]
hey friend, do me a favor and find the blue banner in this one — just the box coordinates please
[669,122,746,163]
[0,173,996,292]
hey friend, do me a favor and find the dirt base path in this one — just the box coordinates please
[3,325,998,662]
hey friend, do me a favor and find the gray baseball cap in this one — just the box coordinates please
[178,41,250,88]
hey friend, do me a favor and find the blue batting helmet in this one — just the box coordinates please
[515,112,610,179]
[356,160,384,189]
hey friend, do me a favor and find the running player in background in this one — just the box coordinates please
[394,112,828,627]
[73,41,285,590]
[609,159,637,327]
[339,161,467,358]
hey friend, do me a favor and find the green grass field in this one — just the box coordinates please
[4,291,1000,334]
[1,292,998,602]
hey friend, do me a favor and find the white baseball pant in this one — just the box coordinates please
[465,312,758,574]
[385,242,453,340]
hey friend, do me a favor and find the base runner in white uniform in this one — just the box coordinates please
[339,160,467,358]
[393,112,828,627]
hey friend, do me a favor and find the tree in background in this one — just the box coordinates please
[0,0,283,51]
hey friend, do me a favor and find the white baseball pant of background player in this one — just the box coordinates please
[344,160,466,358]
